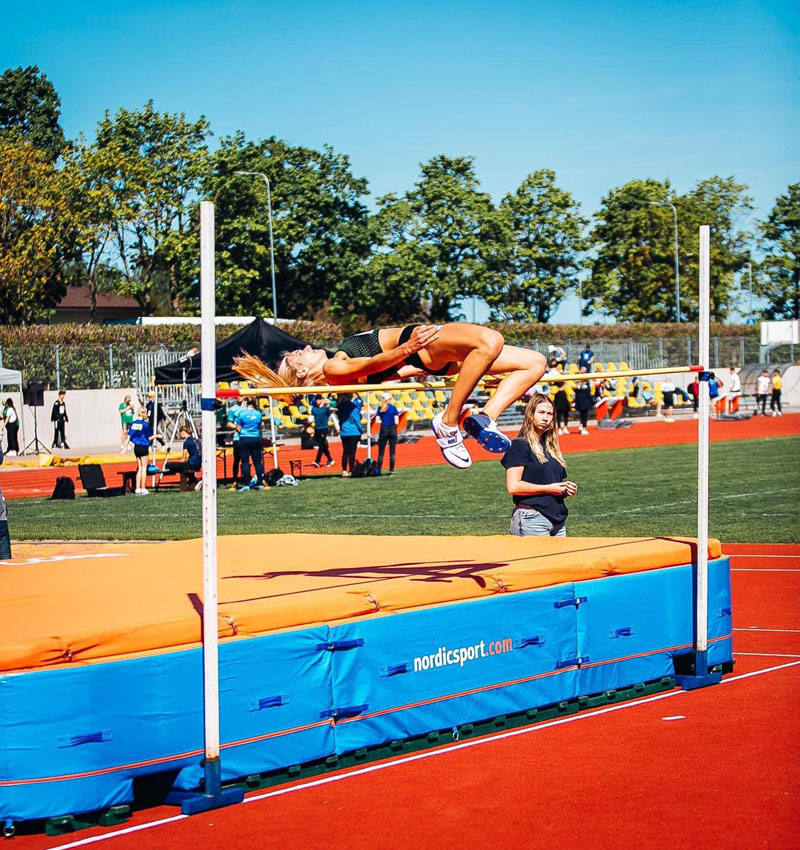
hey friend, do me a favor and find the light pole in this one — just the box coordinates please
[234,170,278,321]
[746,261,753,317]
[648,200,680,322]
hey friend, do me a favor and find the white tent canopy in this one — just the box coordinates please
[0,367,26,453]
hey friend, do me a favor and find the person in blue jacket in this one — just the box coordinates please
[311,395,334,468]
[235,397,265,491]
[125,406,158,495]
[376,392,400,476]
[337,393,363,477]
[226,395,245,491]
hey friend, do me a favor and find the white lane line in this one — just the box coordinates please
[735,652,800,658]
[729,554,800,559]
[591,486,800,519]
[35,659,800,850]
[732,568,800,572]
[734,627,800,633]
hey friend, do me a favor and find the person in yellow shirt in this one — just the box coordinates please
[771,369,783,417]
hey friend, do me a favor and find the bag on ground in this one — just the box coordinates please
[51,476,76,500]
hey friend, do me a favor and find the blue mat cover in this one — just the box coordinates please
[0,558,731,823]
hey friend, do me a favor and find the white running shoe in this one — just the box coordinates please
[431,413,472,469]
[580,428,589,435]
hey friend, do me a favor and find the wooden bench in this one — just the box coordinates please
[118,468,197,493]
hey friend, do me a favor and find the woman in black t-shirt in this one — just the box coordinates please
[501,393,578,537]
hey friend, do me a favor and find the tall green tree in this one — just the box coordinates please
[678,176,753,321]
[0,66,66,162]
[0,138,71,323]
[585,177,752,322]
[93,101,210,314]
[368,155,503,323]
[189,132,370,320]
[487,169,587,322]
[757,183,800,320]
[60,137,130,319]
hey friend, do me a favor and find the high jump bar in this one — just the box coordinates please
[215,365,704,398]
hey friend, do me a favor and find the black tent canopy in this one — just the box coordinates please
[154,318,325,385]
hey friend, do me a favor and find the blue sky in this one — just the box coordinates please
[4,0,798,322]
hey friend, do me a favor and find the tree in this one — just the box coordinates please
[367,155,503,323]
[678,176,753,322]
[487,169,588,323]
[585,177,752,322]
[93,101,210,314]
[757,183,800,320]
[60,137,129,319]
[190,133,370,320]
[0,66,66,162]
[0,138,71,323]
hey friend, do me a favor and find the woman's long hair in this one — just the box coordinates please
[232,352,297,404]
[518,393,565,468]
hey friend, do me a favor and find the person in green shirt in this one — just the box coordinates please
[119,395,134,451]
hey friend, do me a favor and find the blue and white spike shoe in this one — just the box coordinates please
[463,412,511,453]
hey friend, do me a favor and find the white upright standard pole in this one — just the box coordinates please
[697,225,710,661]
[200,201,220,773]
[676,224,720,690]
[181,201,243,813]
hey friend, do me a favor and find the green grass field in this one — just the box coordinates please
[11,435,800,543]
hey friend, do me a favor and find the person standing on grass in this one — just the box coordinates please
[226,394,245,491]
[573,371,592,435]
[311,395,334,468]
[375,392,399,476]
[0,479,11,559]
[235,397,265,491]
[119,395,134,451]
[51,390,69,449]
[501,393,578,537]
[337,392,363,477]
[770,369,782,416]
[726,366,741,414]
[755,369,771,415]
[2,398,19,456]
[553,386,571,435]
[125,407,157,495]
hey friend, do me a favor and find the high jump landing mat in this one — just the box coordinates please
[0,534,732,825]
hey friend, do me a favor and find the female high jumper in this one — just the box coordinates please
[233,323,546,469]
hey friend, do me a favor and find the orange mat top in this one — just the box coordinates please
[0,534,722,673]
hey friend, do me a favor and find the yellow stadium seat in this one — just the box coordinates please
[568,363,579,374]
[606,362,616,372]
[619,361,629,371]
[434,390,447,403]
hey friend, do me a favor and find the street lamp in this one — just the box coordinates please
[647,200,681,323]
[745,261,753,317]
[234,171,278,321]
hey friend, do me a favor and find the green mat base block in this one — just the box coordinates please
[231,677,677,794]
[44,805,131,836]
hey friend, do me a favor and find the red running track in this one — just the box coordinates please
[15,545,800,850]
[2,411,798,499]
